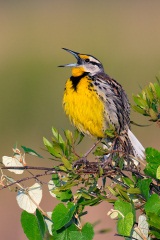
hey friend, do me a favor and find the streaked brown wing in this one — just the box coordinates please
[92,72,131,133]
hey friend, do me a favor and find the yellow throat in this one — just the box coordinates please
[63,66,105,138]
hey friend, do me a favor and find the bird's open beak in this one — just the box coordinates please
[58,48,80,67]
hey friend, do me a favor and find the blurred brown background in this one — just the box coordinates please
[0,1,160,239]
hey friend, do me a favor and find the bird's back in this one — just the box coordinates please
[92,72,131,134]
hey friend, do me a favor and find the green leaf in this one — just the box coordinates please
[156,165,160,180]
[137,178,152,200]
[81,223,94,240]
[93,146,107,156]
[73,129,80,143]
[114,200,135,221]
[145,194,160,215]
[107,186,118,197]
[52,127,64,143]
[146,87,154,102]
[127,188,140,194]
[55,179,78,191]
[54,189,73,202]
[105,124,116,138]
[114,200,135,231]
[52,203,76,230]
[64,129,73,146]
[21,146,43,158]
[146,147,160,164]
[69,223,94,240]
[117,189,130,202]
[132,79,160,120]
[43,137,52,147]
[114,184,130,201]
[117,212,133,236]
[150,228,160,239]
[61,156,72,170]
[52,173,60,187]
[62,223,94,240]
[73,129,79,142]
[80,191,92,200]
[147,212,160,230]
[58,142,67,155]
[133,95,148,108]
[144,147,160,178]
[149,108,158,120]
[43,137,62,158]
[154,81,160,99]
[132,105,146,115]
[76,131,84,145]
[122,177,134,187]
[133,95,144,107]
[53,223,94,240]
[52,223,77,240]
[79,197,101,206]
[118,157,124,170]
[58,165,68,172]
[132,174,138,184]
[21,211,43,240]
[36,209,46,237]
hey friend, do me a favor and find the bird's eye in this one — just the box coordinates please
[85,59,90,63]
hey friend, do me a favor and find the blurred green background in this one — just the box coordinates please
[0,1,160,239]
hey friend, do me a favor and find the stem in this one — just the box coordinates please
[84,139,101,157]
[0,171,53,190]
[27,192,50,219]
[0,166,56,171]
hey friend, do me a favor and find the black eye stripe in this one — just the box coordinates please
[84,59,99,65]
[90,61,98,65]
[83,58,103,69]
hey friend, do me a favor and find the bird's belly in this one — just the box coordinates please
[63,80,106,138]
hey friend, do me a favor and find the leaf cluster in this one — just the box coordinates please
[22,126,160,239]
[132,79,160,122]
[1,80,160,240]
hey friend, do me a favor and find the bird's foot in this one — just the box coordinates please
[101,154,113,168]
[72,157,89,168]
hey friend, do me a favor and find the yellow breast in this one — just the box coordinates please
[63,74,105,138]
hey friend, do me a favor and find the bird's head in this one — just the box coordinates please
[59,48,104,77]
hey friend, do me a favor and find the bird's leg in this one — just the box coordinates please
[107,134,137,169]
[102,136,122,168]
[117,133,137,168]
[72,139,101,168]
[102,154,112,166]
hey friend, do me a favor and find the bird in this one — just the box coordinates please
[59,48,145,164]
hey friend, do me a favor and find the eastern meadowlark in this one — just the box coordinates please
[60,48,145,163]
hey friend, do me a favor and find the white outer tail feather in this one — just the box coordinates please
[128,129,145,160]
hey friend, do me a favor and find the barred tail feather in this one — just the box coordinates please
[128,129,145,160]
